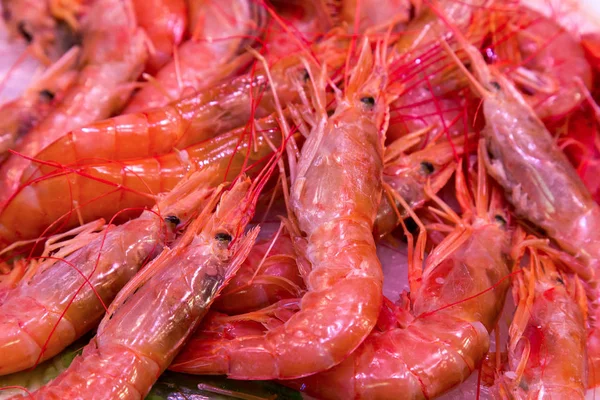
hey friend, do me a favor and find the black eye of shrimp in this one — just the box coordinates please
[302,69,310,82]
[164,215,180,226]
[39,89,55,102]
[215,232,233,243]
[360,96,375,109]
[494,214,507,226]
[420,161,434,175]
[490,81,501,91]
[17,22,33,43]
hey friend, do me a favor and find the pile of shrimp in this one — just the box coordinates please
[0,0,599,399]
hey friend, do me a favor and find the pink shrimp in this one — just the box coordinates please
[14,172,271,399]
[0,113,283,249]
[337,0,415,33]
[124,0,266,113]
[0,0,148,205]
[490,6,593,120]
[18,30,348,183]
[0,0,82,64]
[494,231,587,398]
[280,147,512,400]
[212,228,304,315]
[171,39,390,379]
[132,0,186,74]
[0,169,215,376]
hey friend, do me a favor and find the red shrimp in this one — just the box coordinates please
[171,40,390,379]
[0,0,82,64]
[19,30,348,182]
[124,0,266,113]
[15,160,280,399]
[212,228,304,315]
[447,31,600,387]
[0,169,215,376]
[490,6,593,120]
[337,0,415,33]
[279,148,511,400]
[0,0,148,205]
[494,232,587,398]
[0,115,283,249]
[132,0,186,74]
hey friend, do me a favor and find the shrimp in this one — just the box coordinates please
[0,114,283,249]
[171,39,389,379]
[132,0,186,74]
[494,232,587,399]
[446,30,600,386]
[213,228,304,315]
[19,30,348,182]
[490,7,593,120]
[1,0,82,64]
[0,0,148,205]
[124,0,266,113]
[14,174,267,400]
[374,131,468,239]
[334,0,415,33]
[0,169,215,376]
[280,148,511,400]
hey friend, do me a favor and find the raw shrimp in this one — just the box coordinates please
[494,233,587,398]
[213,229,304,315]
[448,34,600,386]
[14,174,266,400]
[171,40,389,379]
[491,7,593,120]
[0,169,215,376]
[374,131,468,238]
[337,0,415,33]
[1,0,82,64]
[125,0,266,113]
[0,115,283,249]
[0,0,148,205]
[283,150,511,400]
[20,30,348,181]
[0,46,79,161]
[132,0,186,74]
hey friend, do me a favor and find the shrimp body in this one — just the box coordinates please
[0,117,281,249]
[0,0,148,205]
[171,41,387,379]
[132,0,186,74]
[495,241,587,399]
[19,178,262,400]
[125,0,266,112]
[0,170,215,376]
[286,154,511,400]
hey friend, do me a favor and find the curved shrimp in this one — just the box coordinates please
[14,173,269,400]
[171,39,389,379]
[280,148,511,400]
[19,30,348,182]
[0,169,215,376]
[212,228,304,315]
[0,0,148,205]
[494,232,587,399]
[124,0,266,113]
[0,0,82,64]
[132,0,186,74]
[447,31,600,386]
[0,115,282,249]
[490,6,593,120]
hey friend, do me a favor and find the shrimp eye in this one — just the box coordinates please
[420,161,434,175]
[302,69,310,82]
[17,22,33,43]
[39,89,55,102]
[494,215,507,225]
[557,276,565,285]
[215,232,233,243]
[490,81,501,91]
[164,215,180,226]
[361,96,375,108]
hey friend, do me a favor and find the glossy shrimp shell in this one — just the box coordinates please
[0,170,215,376]
[17,177,262,400]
